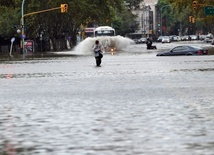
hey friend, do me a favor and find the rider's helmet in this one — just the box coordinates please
[95,40,99,44]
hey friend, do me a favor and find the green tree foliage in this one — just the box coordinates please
[0,0,139,52]
[167,0,214,34]
[113,9,139,36]
[0,0,19,7]
[0,0,21,38]
[157,0,175,35]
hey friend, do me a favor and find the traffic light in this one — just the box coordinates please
[61,4,68,13]
[189,16,196,23]
[192,17,195,23]
[189,16,193,22]
[192,1,198,11]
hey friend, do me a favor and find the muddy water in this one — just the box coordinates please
[0,46,214,155]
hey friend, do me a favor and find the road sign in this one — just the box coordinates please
[22,34,26,39]
[24,40,34,53]
[204,6,214,15]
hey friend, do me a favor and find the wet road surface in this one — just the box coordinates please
[0,42,214,155]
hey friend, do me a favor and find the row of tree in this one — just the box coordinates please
[0,0,143,52]
[0,0,213,53]
[158,0,214,36]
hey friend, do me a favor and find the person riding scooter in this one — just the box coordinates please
[146,38,157,49]
[146,38,152,49]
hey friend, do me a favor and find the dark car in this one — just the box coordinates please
[156,45,208,56]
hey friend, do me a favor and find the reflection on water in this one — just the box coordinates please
[0,72,64,79]
[186,142,214,151]
[171,68,214,72]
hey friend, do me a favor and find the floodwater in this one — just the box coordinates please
[0,41,214,155]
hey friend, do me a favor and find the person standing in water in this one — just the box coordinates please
[92,40,103,67]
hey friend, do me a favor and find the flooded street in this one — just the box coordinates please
[0,42,214,155]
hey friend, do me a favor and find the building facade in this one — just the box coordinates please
[131,0,158,37]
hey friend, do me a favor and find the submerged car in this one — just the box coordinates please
[156,45,208,56]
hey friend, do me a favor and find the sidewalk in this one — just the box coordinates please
[0,51,76,61]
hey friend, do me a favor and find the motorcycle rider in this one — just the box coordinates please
[146,37,157,49]
[146,37,152,49]
[92,40,103,67]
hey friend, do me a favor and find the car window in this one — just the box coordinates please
[172,46,188,52]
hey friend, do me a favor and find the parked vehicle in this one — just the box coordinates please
[134,38,147,44]
[189,35,197,40]
[156,45,208,56]
[180,36,189,41]
[157,36,163,42]
[204,33,214,43]
[133,39,138,44]
[162,36,171,43]
[172,36,181,41]
[204,36,213,43]
[138,37,147,44]
[199,34,206,40]
[169,35,176,41]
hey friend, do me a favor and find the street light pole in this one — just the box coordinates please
[21,0,25,55]
[160,4,170,36]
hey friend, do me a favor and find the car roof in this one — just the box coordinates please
[173,45,202,50]
[187,45,202,49]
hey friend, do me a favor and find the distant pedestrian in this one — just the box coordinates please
[92,40,103,67]
[188,36,191,42]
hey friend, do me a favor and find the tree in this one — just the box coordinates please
[114,9,138,36]
[167,0,214,35]
[0,0,21,38]
[0,0,138,52]
[23,0,126,51]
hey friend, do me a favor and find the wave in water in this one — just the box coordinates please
[72,36,135,55]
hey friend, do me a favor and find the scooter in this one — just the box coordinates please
[147,45,157,49]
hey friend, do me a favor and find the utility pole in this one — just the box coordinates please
[20,1,68,56]
[21,0,25,56]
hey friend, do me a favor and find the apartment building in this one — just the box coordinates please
[131,0,158,37]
